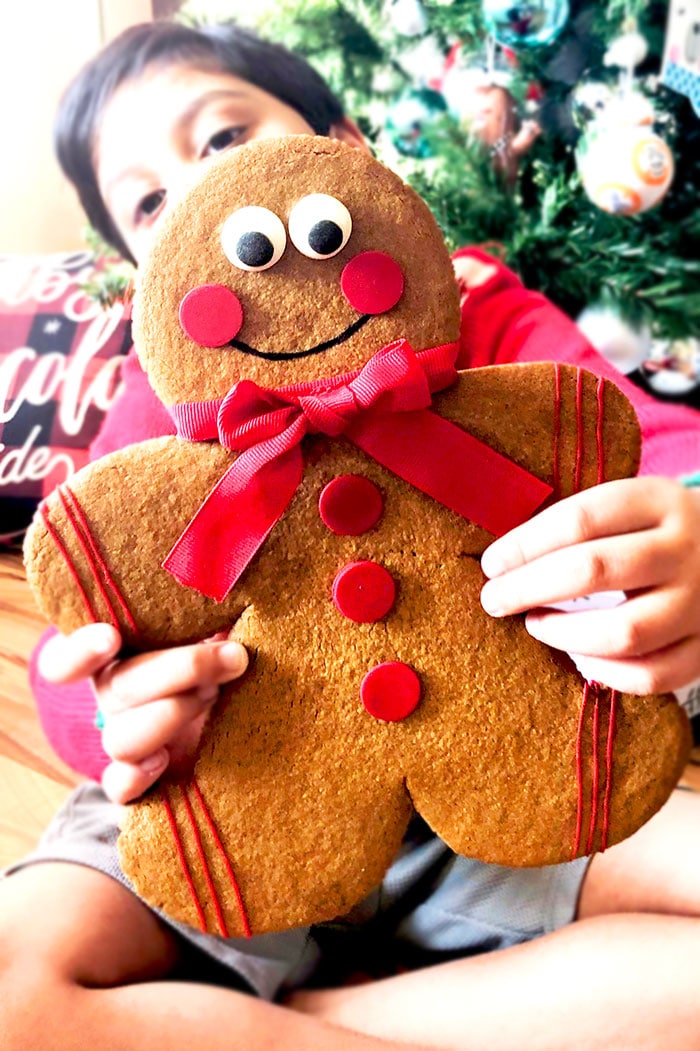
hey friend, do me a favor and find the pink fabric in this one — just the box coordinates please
[33,249,700,779]
[29,626,108,781]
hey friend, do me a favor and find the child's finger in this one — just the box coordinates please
[37,623,121,683]
[524,588,693,663]
[480,530,678,618]
[481,477,676,578]
[96,639,248,711]
[564,636,700,696]
[101,752,169,805]
[100,688,218,765]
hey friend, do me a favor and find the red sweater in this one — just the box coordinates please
[32,250,700,779]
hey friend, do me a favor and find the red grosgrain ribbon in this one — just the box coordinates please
[164,339,552,600]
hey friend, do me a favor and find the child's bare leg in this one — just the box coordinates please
[289,788,700,1051]
[0,863,424,1050]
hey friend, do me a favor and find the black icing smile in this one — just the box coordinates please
[230,313,372,361]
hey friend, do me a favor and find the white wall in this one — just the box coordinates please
[0,0,153,255]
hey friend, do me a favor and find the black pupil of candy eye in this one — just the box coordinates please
[237,231,274,268]
[308,220,343,256]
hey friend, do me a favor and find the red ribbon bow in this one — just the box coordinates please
[164,339,552,601]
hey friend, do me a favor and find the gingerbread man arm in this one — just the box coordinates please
[438,361,641,507]
[24,437,258,650]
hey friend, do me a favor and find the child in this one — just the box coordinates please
[2,19,700,1051]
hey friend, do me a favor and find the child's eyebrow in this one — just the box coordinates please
[102,90,251,194]
[177,89,251,132]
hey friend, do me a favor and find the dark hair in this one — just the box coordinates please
[54,21,345,263]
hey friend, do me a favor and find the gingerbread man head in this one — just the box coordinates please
[134,135,461,402]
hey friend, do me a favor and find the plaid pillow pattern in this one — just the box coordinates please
[0,251,131,541]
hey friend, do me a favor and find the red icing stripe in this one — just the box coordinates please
[57,488,120,629]
[39,504,99,623]
[191,778,252,938]
[60,486,138,634]
[162,788,208,933]
[552,364,562,496]
[180,786,229,938]
[574,367,584,493]
[601,689,619,852]
[572,679,590,859]
[572,681,618,859]
[585,683,602,855]
[596,377,605,485]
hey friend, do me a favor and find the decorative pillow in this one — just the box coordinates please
[0,252,131,542]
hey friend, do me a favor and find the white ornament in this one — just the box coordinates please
[604,30,649,72]
[398,35,446,86]
[386,0,428,37]
[644,338,700,395]
[578,125,674,215]
[577,305,651,374]
[603,90,655,128]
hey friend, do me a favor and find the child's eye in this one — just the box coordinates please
[136,189,166,222]
[203,127,243,156]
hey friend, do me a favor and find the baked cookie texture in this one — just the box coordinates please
[24,137,691,937]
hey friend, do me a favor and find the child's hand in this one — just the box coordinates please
[38,624,248,803]
[452,254,497,293]
[480,476,700,695]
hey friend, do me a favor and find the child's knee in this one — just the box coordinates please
[0,863,179,990]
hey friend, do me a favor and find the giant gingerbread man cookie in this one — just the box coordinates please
[25,137,690,938]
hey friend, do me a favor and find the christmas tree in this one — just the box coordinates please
[179,0,700,401]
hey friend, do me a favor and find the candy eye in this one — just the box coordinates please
[288,194,352,260]
[221,206,286,271]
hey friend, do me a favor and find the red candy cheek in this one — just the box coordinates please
[340,252,405,315]
[179,284,244,347]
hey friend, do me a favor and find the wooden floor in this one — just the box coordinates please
[0,549,698,872]
[0,550,79,870]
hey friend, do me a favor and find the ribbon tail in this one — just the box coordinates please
[162,446,304,602]
[349,411,552,536]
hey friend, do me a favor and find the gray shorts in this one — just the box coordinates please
[2,782,589,1000]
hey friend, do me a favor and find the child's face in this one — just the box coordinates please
[96,64,338,265]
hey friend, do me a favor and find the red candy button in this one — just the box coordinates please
[332,561,396,623]
[319,474,383,535]
[179,283,244,347]
[340,252,405,315]
[360,662,422,722]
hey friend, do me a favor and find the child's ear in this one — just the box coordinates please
[328,117,371,153]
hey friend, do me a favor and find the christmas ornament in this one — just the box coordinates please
[385,0,427,37]
[441,43,540,183]
[661,0,700,117]
[384,88,447,157]
[577,124,674,215]
[604,28,649,72]
[396,34,447,88]
[571,81,614,129]
[482,0,570,49]
[643,338,700,397]
[577,304,650,375]
[575,17,674,218]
